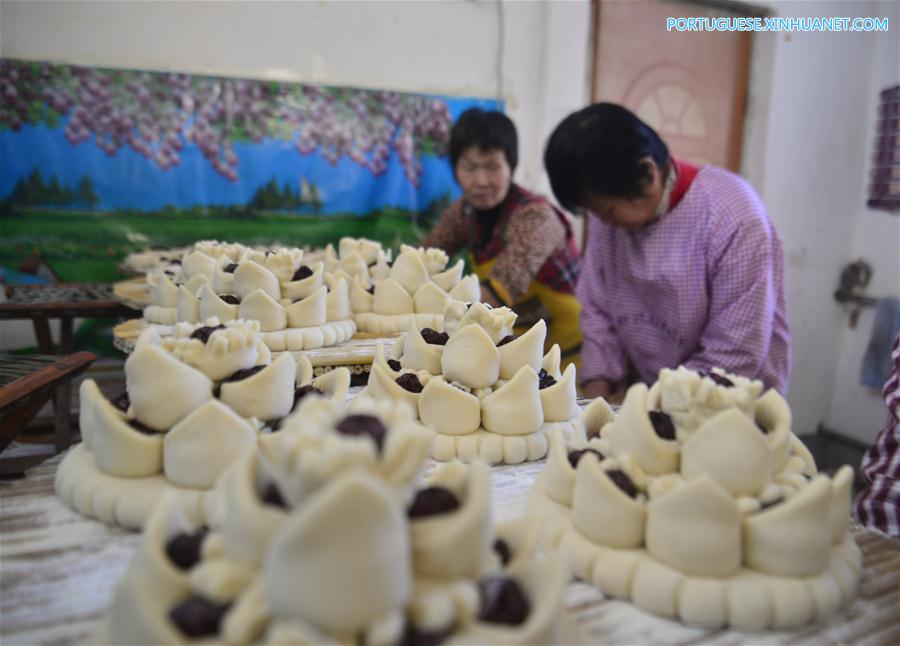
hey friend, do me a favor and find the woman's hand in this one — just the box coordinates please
[480,289,503,308]
[581,379,625,404]
[581,379,612,399]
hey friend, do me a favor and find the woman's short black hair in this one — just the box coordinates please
[544,103,670,210]
[449,108,518,173]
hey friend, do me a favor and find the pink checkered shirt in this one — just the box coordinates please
[577,166,791,392]
[854,334,900,536]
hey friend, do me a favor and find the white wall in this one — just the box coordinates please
[741,0,899,438]
[0,0,591,350]
[0,0,591,197]
[826,0,900,442]
[2,0,896,442]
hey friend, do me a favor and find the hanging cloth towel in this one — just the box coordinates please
[861,297,900,388]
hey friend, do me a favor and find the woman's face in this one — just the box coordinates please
[579,157,664,230]
[455,147,512,211]
[580,193,659,230]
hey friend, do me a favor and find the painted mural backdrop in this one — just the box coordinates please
[0,59,500,281]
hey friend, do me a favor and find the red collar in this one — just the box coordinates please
[669,159,699,211]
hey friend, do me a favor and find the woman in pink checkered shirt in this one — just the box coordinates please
[545,103,791,401]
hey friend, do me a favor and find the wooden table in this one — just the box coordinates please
[0,284,141,355]
[1,452,897,645]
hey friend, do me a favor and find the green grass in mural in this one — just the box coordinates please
[0,207,424,282]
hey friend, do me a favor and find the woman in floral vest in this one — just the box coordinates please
[421,108,582,368]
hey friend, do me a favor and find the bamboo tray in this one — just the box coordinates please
[112,320,398,367]
[111,277,149,310]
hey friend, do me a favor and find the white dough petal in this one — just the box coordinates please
[412,282,450,315]
[441,324,500,390]
[182,250,217,281]
[235,261,281,301]
[448,274,481,303]
[91,395,164,477]
[411,462,492,579]
[480,366,543,436]
[239,289,288,332]
[681,409,772,497]
[645,475,742,577]
[743,476,833,577]
[125,344,213,431]
[389,249,431,294]
[325,277,351,321]
[572,454,645,548]
[263,473,411,635]
[198,285,239,324]
[284,286,327,328]
[401,323,443,374]
[163,399,257,488]
[176,285,200,324]
[601,383,679,475]
[281,262,324,301]
[373,278,415,316]
[498,320,546,379]
[540,363,578,422]
[430,259,464,292]
[418,377,481,436]
[219,353,296,421]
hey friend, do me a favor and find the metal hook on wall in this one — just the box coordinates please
[834,259,878,328]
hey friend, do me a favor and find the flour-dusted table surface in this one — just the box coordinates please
[2,452,898,645]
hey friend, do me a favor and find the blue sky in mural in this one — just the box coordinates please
[0,96,501,214]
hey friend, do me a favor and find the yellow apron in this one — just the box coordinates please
[471,255,582,372]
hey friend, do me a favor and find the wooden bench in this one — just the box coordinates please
[0,352,97,475]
